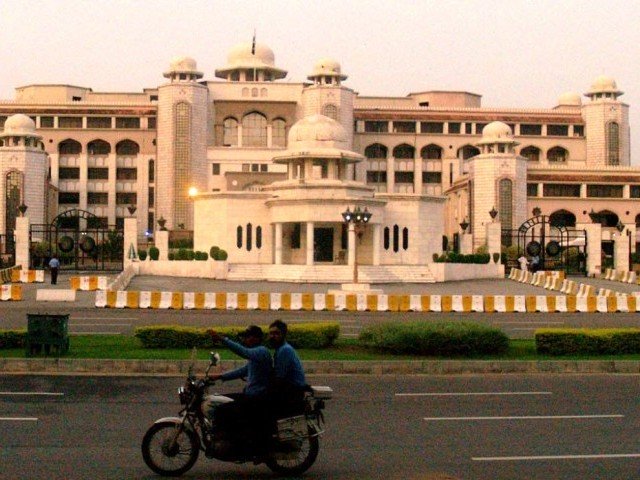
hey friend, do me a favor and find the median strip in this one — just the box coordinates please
[473,453,640,461]
[397,391,551,397]
[423,414,623,421]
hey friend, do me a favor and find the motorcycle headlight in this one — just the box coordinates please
[178,386,191,405]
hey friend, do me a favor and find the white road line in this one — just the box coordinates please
[69,332,122,335]
[71,323,131,327]
[397,391,552,397]
[70,317,137,320]
[0,392,63,396]
[473,453,640,461]
[0,417,38,422]
[424,414,623,421]
[494,321,564,325]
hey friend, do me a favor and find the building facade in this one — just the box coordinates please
[0,40,636,274]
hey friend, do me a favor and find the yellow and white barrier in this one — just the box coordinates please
[69,276,108,291]
[9,269,44,283]
[0,284,22,301]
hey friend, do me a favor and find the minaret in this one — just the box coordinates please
[468,122,527,249]
[156,56,208,231]
[582,75,630,166]
[0,114,48,236]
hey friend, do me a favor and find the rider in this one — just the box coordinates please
[268,320,307,415]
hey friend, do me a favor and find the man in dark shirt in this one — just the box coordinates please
[268,320,307,415]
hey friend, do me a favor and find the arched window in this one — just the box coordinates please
[242,112,267,147]
[393,144,415,159]
[116,140,140,155]
[256,226,262,249]
[87,139,111,155]
[246,223,253,251]
[402,227,409,250]
[5,171,22,238]
[606,122,620,165]
[322,104,338,121]
[393,225,399,252]
[272,118,286,148]
[383,227,390,250]
[364,143,387,159]
[520,146,540,162]
[547,146,568,163]
[549,209,576,228]
[58,139,82,155]
[148,160,154,182]
[635,213,640,228]
[457,145,480,160]
[499,178,513,229]
[222,117,238,146]
[420,144,442,159]
[592,210,619,227]
[236,226,243,248]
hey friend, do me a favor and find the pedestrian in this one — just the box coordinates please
[530,254,541,273]
[517,254,529,272]
[48,254,60,285]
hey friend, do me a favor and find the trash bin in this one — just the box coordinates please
[26,313,70,356]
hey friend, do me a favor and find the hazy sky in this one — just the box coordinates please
[1,0,639,161]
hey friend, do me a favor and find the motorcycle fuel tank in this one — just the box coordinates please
[201,394,234,419]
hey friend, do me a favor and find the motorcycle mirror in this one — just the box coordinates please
[210,352,220,366]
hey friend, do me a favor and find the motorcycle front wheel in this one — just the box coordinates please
[141,421,200,477]
[265,429,319,476]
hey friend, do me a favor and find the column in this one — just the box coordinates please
[386,158,395,193]
[347,223,356,266]
[372,224,381,266]
[306,222,314,265]
[274,222,283,265]
[486,221,501,257]
[615,231,630,272]
[124,217,138,267]
[580,223,602,277]
[155,230,169,261]
[414,156,423,194]
[14,217,30,269]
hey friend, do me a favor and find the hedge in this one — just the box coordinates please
[0,330,26,349]
[535,328,640,355]
[135,322,340,350]
[358,321,509,356]
[433,252,491,264]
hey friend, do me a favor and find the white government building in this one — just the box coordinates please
[0,40,637,279]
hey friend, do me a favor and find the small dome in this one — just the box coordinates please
[477,121,517,146]
[1,114,39,138]
[557,92,582,106]
[215,42,287,80]
[163,55,203,79]
[585,74,623,97]
[307,58,347,81]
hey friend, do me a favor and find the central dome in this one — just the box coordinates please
[228,42,275,68]
[2,114,39,138]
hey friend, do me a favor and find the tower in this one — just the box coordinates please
[156,56,208,231]
[0,114,48,236]
[468,122,527,249]
[582,75,630,166]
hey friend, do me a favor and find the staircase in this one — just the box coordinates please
[227,264,436,283]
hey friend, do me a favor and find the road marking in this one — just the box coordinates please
[397,391,552,397]
[71,323,131,327]
[473,453,640,461]
[69,332,122,335]
[494,321,564,325]
[70,317,137,321]
[424,414,623,421]
[0,392,63,396]
[0,417,38,422]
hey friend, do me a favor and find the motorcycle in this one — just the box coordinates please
[141,351,332,476]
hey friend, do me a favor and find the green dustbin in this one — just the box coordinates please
[26,314,70,356]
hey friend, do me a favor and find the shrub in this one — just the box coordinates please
[433,252,490,264]
[217,250,228,261]
[0,330,26,349]
[186,250,195,261]
[432,253,439,262]
[358,321,509,356]
[169,238,193,249]
[135,322,340,349]
[535,328,640,355]
[138,250,148,261]
[195,251,208,261]
[168,253,175,261]
[210,246,221,259]
[149,247,160,261]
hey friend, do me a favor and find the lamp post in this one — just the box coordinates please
[341,206,372,284]
[489,207,498,221]
[17,203,28,217]
[127,204,137,216]
[459,218,469,233]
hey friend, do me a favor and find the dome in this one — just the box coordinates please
[163,55,203,78]
[307,57,347,81]
[215,42,287,80]
[585,74,623,97]
[477,121,517,145]
[1,114,40,138]
[557,91,582,106]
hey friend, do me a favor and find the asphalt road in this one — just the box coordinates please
[1,374,639,479]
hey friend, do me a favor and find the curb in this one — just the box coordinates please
[2,359,640,376]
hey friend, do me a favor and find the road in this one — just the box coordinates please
[1,374,639,479]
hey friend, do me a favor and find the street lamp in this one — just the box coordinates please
[489,207,498,220]
[341,206,372,284]
[459,218,469,233]
[127,204,137,216]
[17,203,28,217]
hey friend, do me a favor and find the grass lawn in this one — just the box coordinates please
[2,336,640,361]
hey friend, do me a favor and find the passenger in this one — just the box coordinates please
[268,320,307,416]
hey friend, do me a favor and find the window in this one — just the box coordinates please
[88,167,109,180]
[448,122,461,134]
[499,178,513,229]
[475,123,487,135]
[394,171,414,183]
[223,117,238,146]
[547,146,568,163]
[242,112,267,147]
[520,124,542,135]
[393,121,416,133]
[606,122,620,165]
[420,122,443,134]
[464,123,472,134]
[58,117,83,128]
[420,144,442,159]
[59,167,80,179]
[272,118,286,147]
[393,144,415,159]
[59,191,80,204]
[587,184,623,198]
[312,160,328,179]
[543,183,580,197]
[88,139,111,155]
[457,145,480,159]
[116,168,137,180]
[148,212,154,231]
[527,183,538,196]
[116,217,124,230]
[422,172,441,183]
[393,225,399,252]
[115,117,140,129]
[402,228,409,250]
[148,117,157,129]
[116,192,137,204]
[260,164,268,172]
[58,139,82,155]
[367,171,387,183]
[5,171,22,237]
[40,116,54,128]
[212,163,220,175]
[0,116,7,129]
[87,192,108,204]
[364,121,388,133]
[87,217,108,229]
[631,186,640,198]
[573,125,584,137]
[520,146,540,162]
[87,117,112,129]
[364,143,387,159]
[547,124,569,136]
[148,160,154,182]
[291,223,301,249]
[148,187,154,205]
[549,210,576,228]
[322,104,338,121]
[150,95,158,102]
[115,140,140,155]
[256,226,262,249]
[383,227,390,250]
[175,102,191,225]
[72,96,82,102]
[246,223,253,251]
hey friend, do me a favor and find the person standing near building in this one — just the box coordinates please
[517,254,529,271]
[48,254,60,285]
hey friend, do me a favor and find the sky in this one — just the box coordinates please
[1,0,639,161]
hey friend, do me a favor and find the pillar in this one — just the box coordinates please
[486,221,502,258]
[274,222,283,265]
[372,224,381,266]
[580,222,602,277]
[156,230,169,261]
[459,233,473,254]
[615,231,630,272]
[124,217,138,267]
[14,216,29,269]
[347,223,355,266]
[306,222,314,265]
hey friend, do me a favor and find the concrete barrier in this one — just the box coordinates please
[69,276,108,291]
[0,284,22,301]
[36,289,76,302]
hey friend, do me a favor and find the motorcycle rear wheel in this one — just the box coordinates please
[265,429,319,476]
[141,421,200,477]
